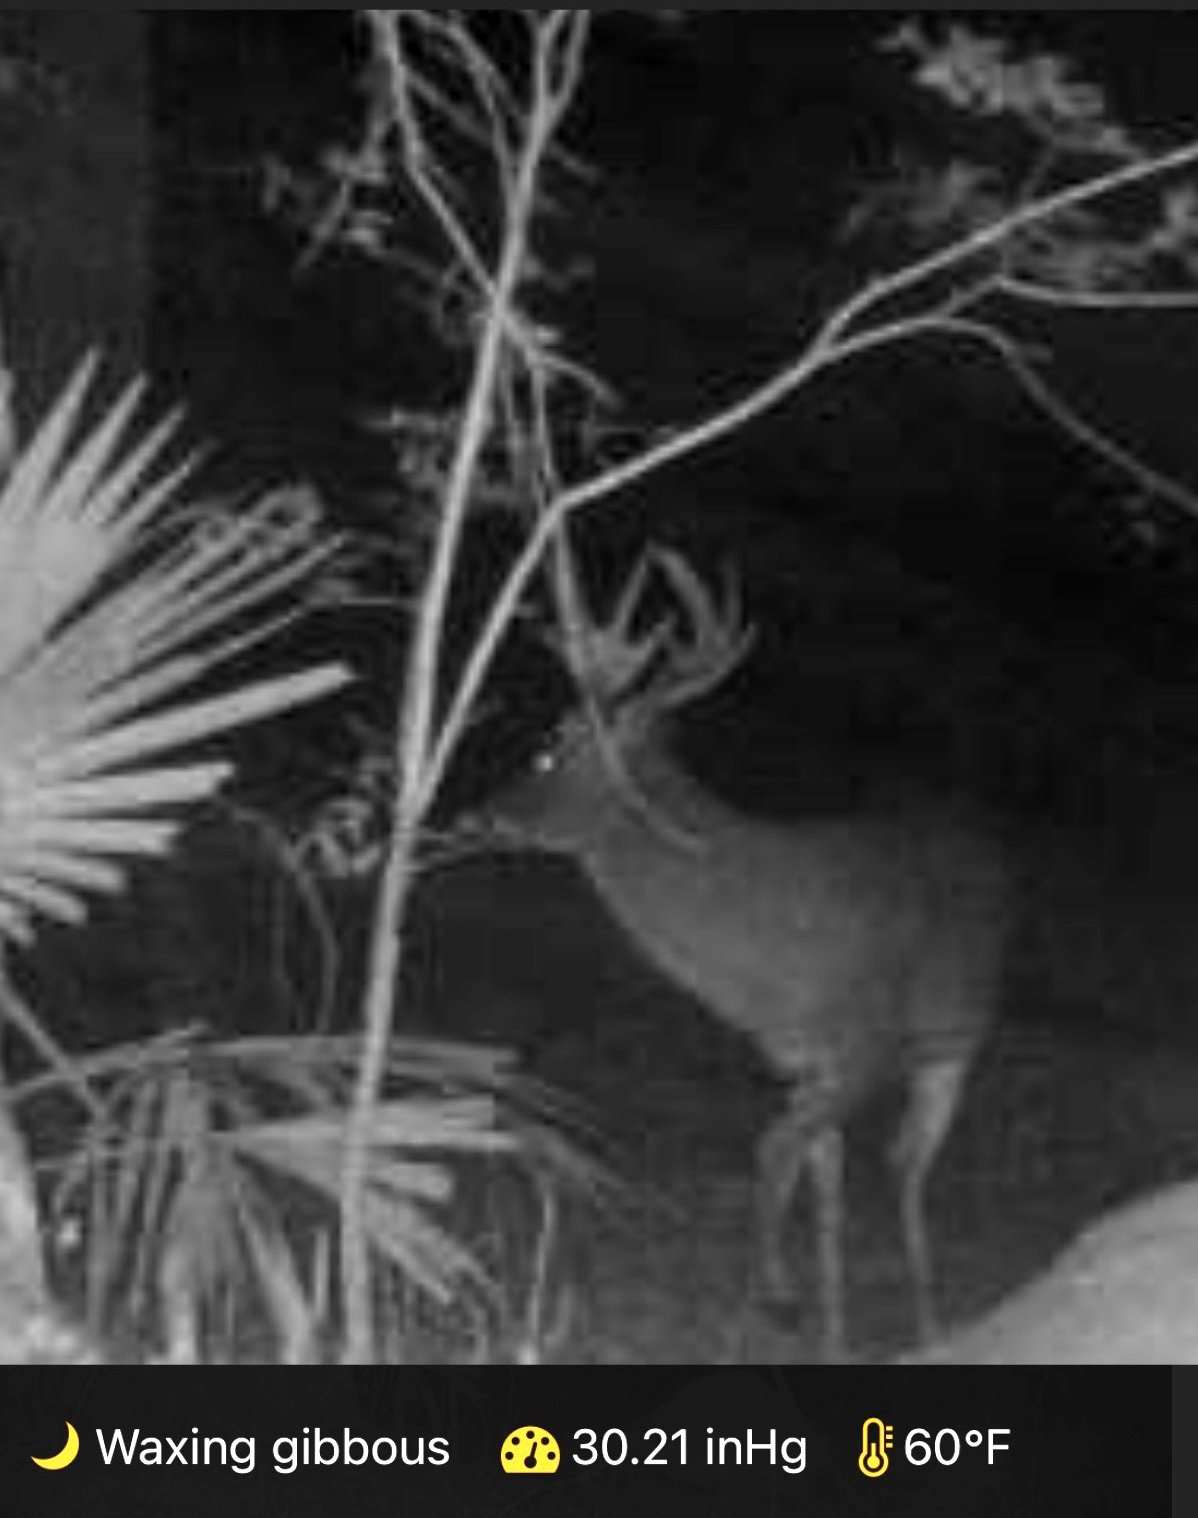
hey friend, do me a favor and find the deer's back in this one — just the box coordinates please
[576,769,1007,1091]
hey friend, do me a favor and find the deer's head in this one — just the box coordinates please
[477,546,754,856]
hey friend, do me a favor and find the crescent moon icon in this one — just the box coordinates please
[32,1421,80,1470]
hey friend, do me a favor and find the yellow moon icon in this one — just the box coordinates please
[32,1421,80,1470]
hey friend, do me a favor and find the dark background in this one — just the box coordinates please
[142,13,1198,824]
[9,12,1198,809]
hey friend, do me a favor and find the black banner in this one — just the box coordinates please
[0,1367,1172,1516]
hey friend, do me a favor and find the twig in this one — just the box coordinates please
[339,11,586,1364]
[368,12,495,302]
[920,314,1198,519]
[997,273,1198,311]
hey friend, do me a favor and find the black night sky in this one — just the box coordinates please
[141,12,1198,834]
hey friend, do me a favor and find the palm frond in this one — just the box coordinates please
[0,358,352,942]
[28,1029,609,1362]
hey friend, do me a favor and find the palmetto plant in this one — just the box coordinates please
[0,354,350,949]
[0,353,347,1360]
[0,356,602,1363]
[21,1030,586,1364]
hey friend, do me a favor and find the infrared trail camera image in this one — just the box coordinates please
[0,11,1197,1367]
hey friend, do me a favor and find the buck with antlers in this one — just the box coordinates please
[475,546,1007,1360]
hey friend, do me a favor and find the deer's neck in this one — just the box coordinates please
[572,730,718,873]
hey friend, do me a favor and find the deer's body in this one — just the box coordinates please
[528,740,999,1083]
[480,548,1006,1359]
[491,716,1006,1357]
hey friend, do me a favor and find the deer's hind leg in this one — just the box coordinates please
[756,1079,848,1362]
[889,1052,976,1345]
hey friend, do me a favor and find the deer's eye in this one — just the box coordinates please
[533,747,558,775]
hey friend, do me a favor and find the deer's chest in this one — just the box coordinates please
[579,826,917,1060]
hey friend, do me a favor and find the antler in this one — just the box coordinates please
[541,548,669,704]
[646,546,756,711]
[541,544,754,716]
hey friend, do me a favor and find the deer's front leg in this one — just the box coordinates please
[756,1085,848,1362]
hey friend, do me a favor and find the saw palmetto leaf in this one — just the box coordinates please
[30,1030,598,1361]
[0,356,352,942]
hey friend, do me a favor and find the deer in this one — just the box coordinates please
[471,545,1008,1361]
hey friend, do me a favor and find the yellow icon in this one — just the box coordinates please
[858,1416,892,1479]
[500,1426,561,1474]
[32,1421,80,1471]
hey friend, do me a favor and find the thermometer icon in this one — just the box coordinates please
[858,1417,893,1478]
